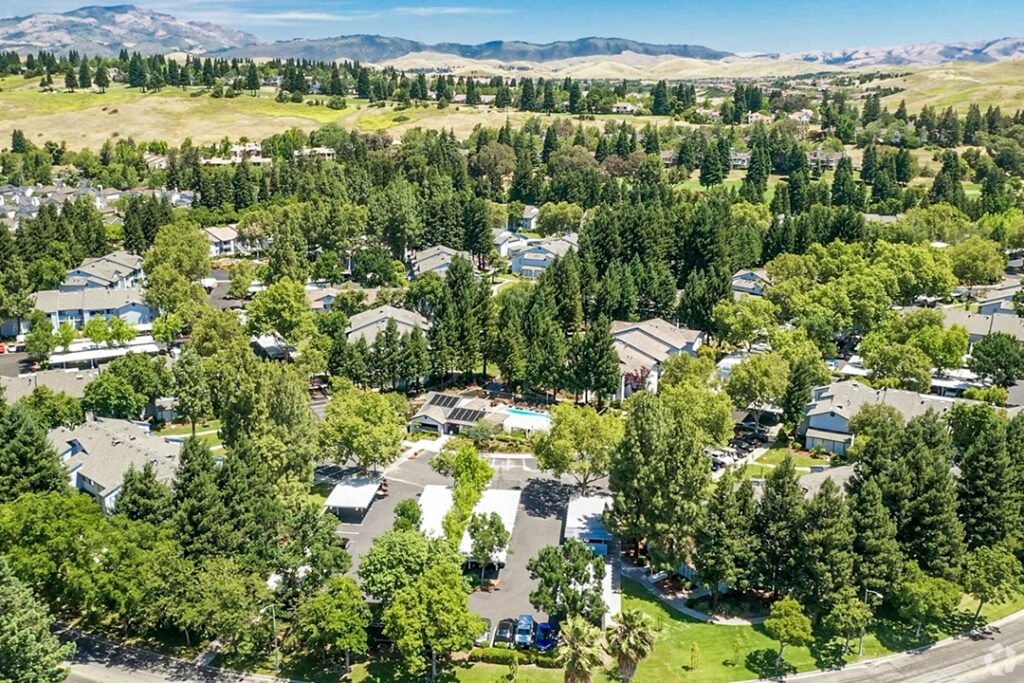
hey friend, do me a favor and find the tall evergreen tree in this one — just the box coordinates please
[116,461,174,525]
[172,437,231,557]
[754,454,804,595]
[959,413,1013,549]
[794,478,855,620]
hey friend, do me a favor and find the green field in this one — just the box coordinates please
[758,447,831,469]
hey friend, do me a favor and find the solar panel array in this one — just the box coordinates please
[449,408,486,424]
[428,393,461,408]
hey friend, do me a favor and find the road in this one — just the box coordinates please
[793,611,1024,682]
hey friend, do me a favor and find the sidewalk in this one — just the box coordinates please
[621,565,766,626]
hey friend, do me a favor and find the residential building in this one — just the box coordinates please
[729,150,752,169]
[798,381,1016,455]
[48,418,181,514]
[510,233,579,278]
[409,392,494,435]
[409,245,471,279]
[732,268,770,298]
[202,225,242,257]
[492,227,530,258]
[745,111,774,125]
[294,146,337,161]
[788,108,814,124]
[919,306,1024,346]
[511,204,540,232]
[346,305,431,344]
[806,149,846,172]
[61,250,144,291]
[613,102,637,114]
[31,287,156,330]
[611,318,705,399]
[1,368,99,403]
[307,287,342,312]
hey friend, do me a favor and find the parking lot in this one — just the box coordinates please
[320,445,594,636]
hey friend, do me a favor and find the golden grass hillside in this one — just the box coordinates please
[879,60,1024,112]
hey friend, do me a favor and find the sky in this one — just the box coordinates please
[7,0,1024,52]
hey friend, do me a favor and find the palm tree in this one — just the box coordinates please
[558,615,604,683]
[605,608,657,682]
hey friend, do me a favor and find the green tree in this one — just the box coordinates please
[822,590,873,654]
[319,381,405,472]
[0,401,66,503]
[850,479,904,594]
[116,461,173,525]
[393,498,422,531]
[962,546,1023,628]
[527,539,607,621]
[896,561,962,637]
[467,512,510,581]
[713,297,779,350]
[559,616,604,683]
[959,415,1014,549]
[969,333,1024,388]
[173,345,212,434]
[763,598,813,666]
[950,236,1004,296]
[172,437,231,557]
[726,352,789,424]
[605,607,657,682]
[82,316,111,346]
[152,312,183,351]
[754,454,804,596]
[693,471,755,609]
[246,278,316,344]
[383,562,484,679]
[534,403,624,490]
[358,529,461,608]
[0,557,74,683]
[82,372,146,419]
[794,478,855,619]
[54,321,76,352]
[296,577,370,671]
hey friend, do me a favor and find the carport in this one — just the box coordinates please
[323,475,382,523]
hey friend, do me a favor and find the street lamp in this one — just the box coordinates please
[260,603,281,673]
[859,588,884,655]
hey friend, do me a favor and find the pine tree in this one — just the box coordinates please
[0,557,74,682]
[851,479,903,594]
[0,401,66,503]
[754,454,804,595]
[831,156,862,209]
[959,413,1013,549]
[699,149,723,187]
[117,461,173,525]
[64,68,77,91]
[172,437,231,557]
[94,65,109,93]
[861,144,879,184]
[693,472,753,608]
[794,478,855,619]
[246,63,260,95]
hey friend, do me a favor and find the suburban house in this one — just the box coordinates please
[293,146,337,161]
[492,228,530,257]
[307,287,342,312]
[611,318,705,399]
[409,245,471,279]
[788,108,815,124]
[919,306,1024,346]
[346,305,431,344]
[612,102,638,114]
[202,225,242,257]
[798,381,1016,455]
[746,111,774,125]
[695,107,722,121]
[409,392,552,436]
[511,204,540,232]
[48,418,181,514]
[510,233,579,278]
[729,150,752,169]
[31,288,156,331]
[61,250,144,291]
[732,268,771,298]
[806,149,847,172]
[1,368,99,403]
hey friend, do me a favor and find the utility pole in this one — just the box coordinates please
[260,603,280,672]
[860,588,884,655]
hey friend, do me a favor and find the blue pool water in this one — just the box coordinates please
[507,408,551,420]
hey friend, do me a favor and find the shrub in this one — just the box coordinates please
[290,92,304,103]
[534,653,561,669]
[468,648,530,665]
[327,96,347,110]
[393,114,410,123]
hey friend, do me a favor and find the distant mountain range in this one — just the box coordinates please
[1,4,1024,70]
[0,5,259,57]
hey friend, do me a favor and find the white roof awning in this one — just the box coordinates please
[323,475,381,511]
[459,489,521,565]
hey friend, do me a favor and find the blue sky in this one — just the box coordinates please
[10,0,1024,52]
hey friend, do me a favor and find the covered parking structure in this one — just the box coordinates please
[323,474,382,523]
[418,485,521,570]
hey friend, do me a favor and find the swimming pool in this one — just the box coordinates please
[506,408,551,420]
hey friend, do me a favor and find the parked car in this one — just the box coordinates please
[493,619,516,647]
[476,618,492,647]
[515,615,535,648]
[536,623,555,651]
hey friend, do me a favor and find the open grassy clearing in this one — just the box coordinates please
[758,447,831,469]
[878,60,1024,113]
[155,419,221,435]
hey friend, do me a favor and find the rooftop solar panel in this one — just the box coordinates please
[428,393,460,408]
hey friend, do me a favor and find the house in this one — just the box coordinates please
[797,381,1015,455]
[202,225,241,257]
[61,250,144,291]
[492,228,530,258]
[732,268,770,298]
[611,318,705,399]
[346,305,431,344]
[409,392,494,435]
[144,153,168,170]
[1,368,99,403]
[918,306,1024,347]
[307,287,342,312]
[511,204,540,232]
[695,107,721,121]
[788,109,814,124]
[409,245,471,279]
[745,111,774,125]
[613,102,637,114]
[48,418,181,514]
[510,233,579,278]
[294,146,337,161]
[659,149,677,166]
[729,150,752,169]
[806,149,846,172]
[31,287,156,330]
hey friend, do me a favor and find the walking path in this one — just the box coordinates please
[620,564,766,626]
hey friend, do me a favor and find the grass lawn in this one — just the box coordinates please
[156,419,221,436]
[308,481,334,508]
[758,447,831,469]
